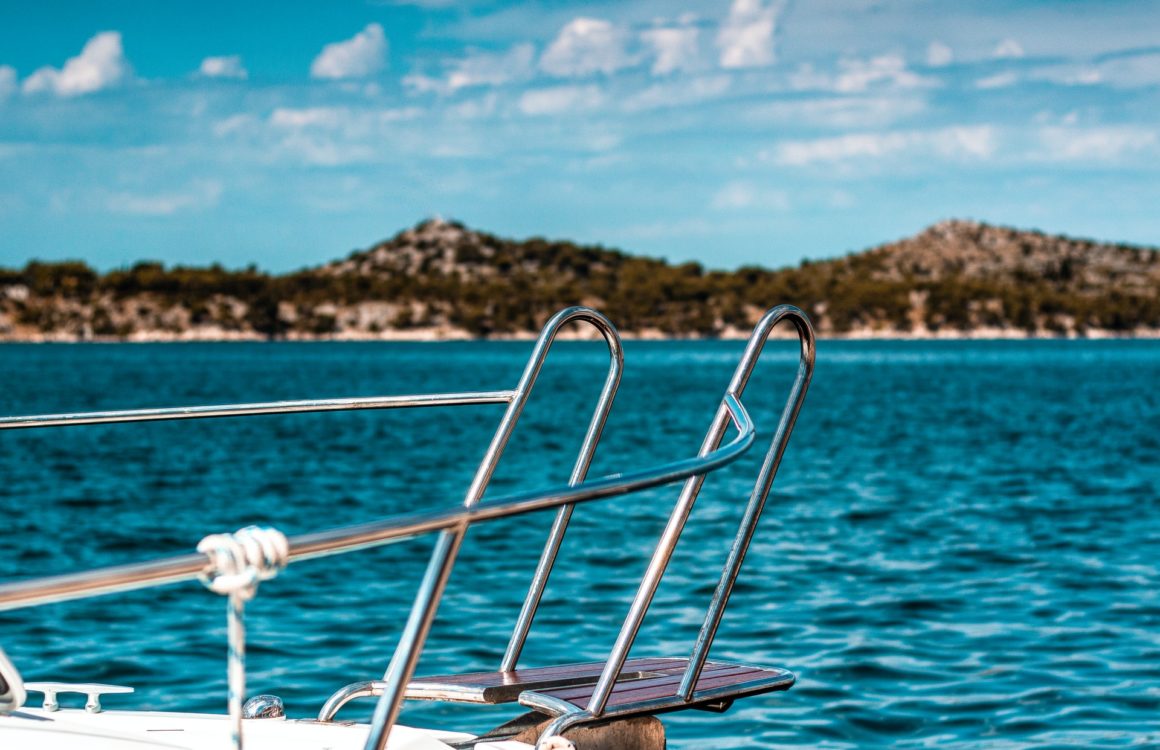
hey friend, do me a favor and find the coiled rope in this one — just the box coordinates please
[198,526,289,750]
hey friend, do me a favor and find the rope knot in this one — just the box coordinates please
[197,525,289,601]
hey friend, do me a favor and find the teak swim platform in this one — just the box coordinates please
[0,305,815,750]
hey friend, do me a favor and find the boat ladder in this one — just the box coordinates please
[321,305,815,745]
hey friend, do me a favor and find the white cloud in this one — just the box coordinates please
[106,181,222,216]
[0,65,16,100]
[993,38,1024,59]
[622,74,730,112]
[22,31,129,96]
[717,0,780,69]
[210,106,423,167]
[198,55,248,80]
[270,107,349,130]
[1030,54,1160,89]
[772,126,995,166]
[310,23,387,80]
[1092,53,1160,88]
[540,18,632,77]
[791,55,933,93]
[405,43,534,94]
[446,92,498,119]
[377,107,423,123]
[1031,65,1100,86]
[276,135,378,166]
[441,43,534,90]
[832,55,930,93]
[933,126,996,158]
[1037,126,1156,161]
[711,181,789,211]
[268,106,420,131]
[975,71,1018,89]
[785,63,828,89]
[518,84,605,115]
[926,41,953,67]
[402,74,440,94]
[745,96,927,129]
[775,132,910,165]
[267,106,420,166]
[212,113,258,137]
[641,23,700,75]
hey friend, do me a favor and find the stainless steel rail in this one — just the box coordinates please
[580,304,814,719]
[0,392,516,430]
[501,317,622,672]
[0,303,815,750]
[677,306,813,699]
[0,394,753,612]
[530,305,813,748]
[365,307,623,750]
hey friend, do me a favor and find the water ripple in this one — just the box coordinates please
[0,339,1157,747]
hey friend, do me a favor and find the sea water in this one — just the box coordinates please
[0,339,1156,748]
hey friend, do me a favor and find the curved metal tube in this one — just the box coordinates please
[502,311,624,671]
[582,304,814,719]
[315,395,755,726]
[362,307,625,750]
[318,681,386,722]
[676,305,814,698]
[0,395,753,613]
[0,392,516,430]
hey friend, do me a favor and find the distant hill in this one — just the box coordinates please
[1,218,1157,341]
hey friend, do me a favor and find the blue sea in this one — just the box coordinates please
[0,339,1157,748]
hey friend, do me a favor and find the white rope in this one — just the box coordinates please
[198,526,289,750]
[198,525,290,600]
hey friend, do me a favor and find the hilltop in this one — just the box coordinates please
[0,218,1157,341]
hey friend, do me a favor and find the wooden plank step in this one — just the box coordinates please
[518,661,794,717]
[405,657,686,704]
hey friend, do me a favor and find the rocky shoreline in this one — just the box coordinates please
[5,324,1158,343]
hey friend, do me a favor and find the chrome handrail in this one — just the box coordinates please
[0,306,633,750]
[0,393,753,612]
[364,306,624,748]
[0,304,815,750]
[0,306,623,629]
[0,392,516,430]
[678,306,813,699]
[502,314,622,672]
[0,341,755,750]
[578,304,814,721]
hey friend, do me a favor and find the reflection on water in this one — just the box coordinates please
[0,339,1157,748]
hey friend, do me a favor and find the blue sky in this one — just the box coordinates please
[0,1,1157,272]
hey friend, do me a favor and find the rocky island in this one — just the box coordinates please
[1,218,1157,341]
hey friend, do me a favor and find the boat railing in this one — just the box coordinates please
[0,304,815,750]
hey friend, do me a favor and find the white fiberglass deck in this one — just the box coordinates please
[0,709,477,750]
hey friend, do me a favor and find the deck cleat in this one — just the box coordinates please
[24,682,134,713]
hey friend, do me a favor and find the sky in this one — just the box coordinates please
[0,0,1158,273]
